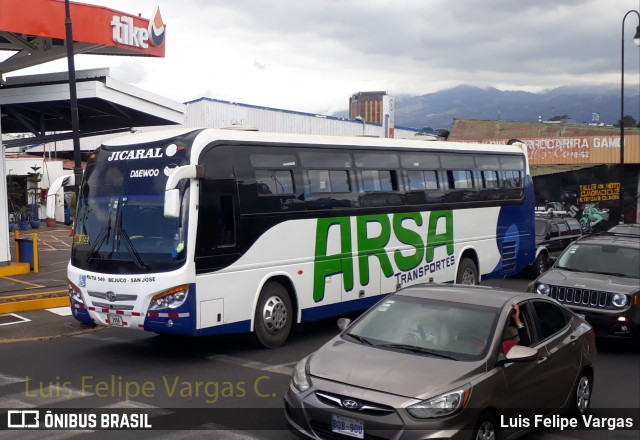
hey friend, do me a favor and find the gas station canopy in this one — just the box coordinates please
[0,68,185,147]
[0,0,182,146]
[0,0,165,75]
[0,0,181,268]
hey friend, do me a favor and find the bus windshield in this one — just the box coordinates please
[71,143,190,274]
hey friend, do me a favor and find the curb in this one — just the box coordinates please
[0,290,68,314]
[0,262,31,277]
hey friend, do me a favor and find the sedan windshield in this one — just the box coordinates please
[345,296,500,360]
[556,243,639,278]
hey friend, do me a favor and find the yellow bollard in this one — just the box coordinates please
[32,232,39,273]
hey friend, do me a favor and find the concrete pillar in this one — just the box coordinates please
[0,106,11,265]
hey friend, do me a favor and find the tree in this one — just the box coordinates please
[614,114,638,128]
[548,115,570,122]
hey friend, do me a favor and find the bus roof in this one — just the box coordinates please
[102,127,528,158]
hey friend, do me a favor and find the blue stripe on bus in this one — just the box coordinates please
[301,296,387,322]
[195,320,252,336]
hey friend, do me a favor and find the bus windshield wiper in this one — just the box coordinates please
[375,343,457,360]
[84,211,112,265]
[117,227,146,269]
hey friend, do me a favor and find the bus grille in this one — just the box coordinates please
[501,240,517,273]
[543,286,611,309]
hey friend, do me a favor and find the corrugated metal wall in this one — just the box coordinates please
[183,99,422,139]
[41,99,427,153]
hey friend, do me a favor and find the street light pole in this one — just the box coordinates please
[619,10,640,224]
[64,0,83,185]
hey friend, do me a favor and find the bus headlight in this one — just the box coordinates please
[535,283,550,295]
[149,285,189,310]
[68,280,84,303]
[407,385,471,419]
[611,293,628,308]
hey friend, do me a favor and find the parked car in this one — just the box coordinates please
[284,284,595,440]
[607,223,640,236]
[530,231,640,341]
[527,211,583,277]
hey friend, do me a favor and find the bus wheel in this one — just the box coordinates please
[253,281,293,348]
[456,258,478,285]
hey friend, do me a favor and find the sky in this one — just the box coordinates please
[7,0,640,116]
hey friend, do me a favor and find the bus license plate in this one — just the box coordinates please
[108,314,123,326]
[331,414,364,439]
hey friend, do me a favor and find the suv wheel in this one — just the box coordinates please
[533,253,548,277]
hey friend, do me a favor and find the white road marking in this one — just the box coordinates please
[46,307,73,316]
[207,355,295,376]
[0,313,31,326]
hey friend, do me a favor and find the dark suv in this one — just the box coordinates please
[528,212,583,277]
[530,231,640,340]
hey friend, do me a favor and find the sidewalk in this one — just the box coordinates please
[0,224,99,342]
[0,224,72,313]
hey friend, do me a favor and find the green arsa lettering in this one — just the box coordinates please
[313,211,453,302]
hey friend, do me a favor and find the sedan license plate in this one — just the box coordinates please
[331,414,364,439]
[107,314,123,326]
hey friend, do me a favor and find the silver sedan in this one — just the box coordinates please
[284,284,596,440]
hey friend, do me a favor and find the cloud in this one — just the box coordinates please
[10,0,639,114]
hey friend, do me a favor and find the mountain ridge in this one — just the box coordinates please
[334,85,640,130]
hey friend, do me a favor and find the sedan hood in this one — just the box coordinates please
[540,269,639,294]
[309,337,485,399]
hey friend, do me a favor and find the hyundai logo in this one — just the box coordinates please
[106,292,117,302]
[342,399,360,410]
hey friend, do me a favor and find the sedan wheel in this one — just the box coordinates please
[574,374,591,414]
[474,413,498,440]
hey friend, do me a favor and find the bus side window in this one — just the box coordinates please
[354,152,402,207]
[400,153,443,205]
[445,170,478,202]
[299,150,357,209]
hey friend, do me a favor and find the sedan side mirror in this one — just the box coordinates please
[497,345,539,366]
[337,318,351,332]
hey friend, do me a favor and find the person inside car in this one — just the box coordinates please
[502,303,531,354]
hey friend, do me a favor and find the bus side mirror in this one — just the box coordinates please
[164,164,205,218]
[164,189,180,218]
[46,174,76,219]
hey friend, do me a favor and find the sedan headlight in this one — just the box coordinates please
[149,285,189,310]
[611,293,628,308]
[292,355,312,392]
[407,385,471,419]
[535,283,550,295]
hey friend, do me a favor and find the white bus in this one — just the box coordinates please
[48,128,535,347]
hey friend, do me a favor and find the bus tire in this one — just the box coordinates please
[456,258,478,285]
[253,281,293,348]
